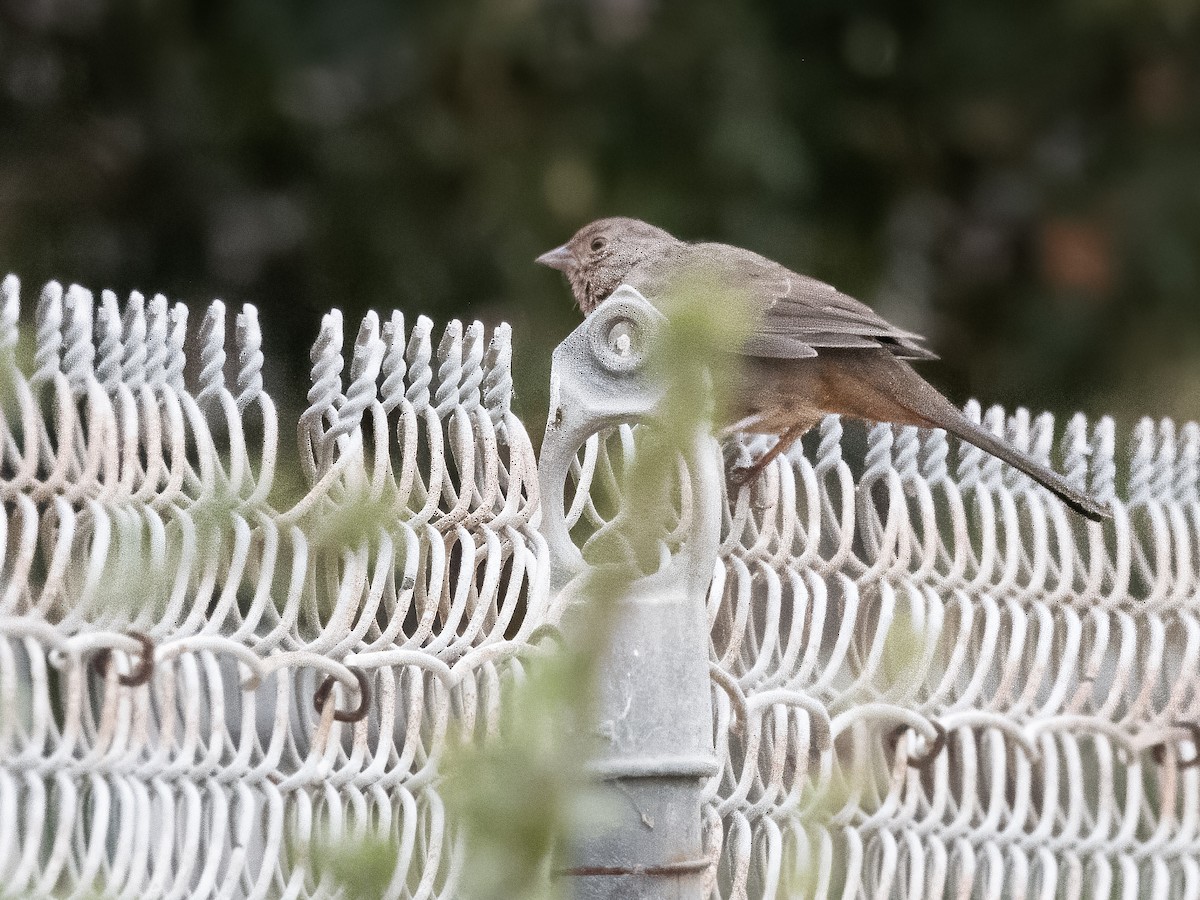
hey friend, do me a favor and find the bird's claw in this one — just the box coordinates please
[726,462,760,490]
[727,462,775,510]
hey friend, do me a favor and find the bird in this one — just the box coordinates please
[536,216,1111,522]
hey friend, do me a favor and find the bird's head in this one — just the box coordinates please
[536,217,679,314]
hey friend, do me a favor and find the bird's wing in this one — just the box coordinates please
[696,244,938,361]
[763,280,937,360]
[621,242,937,361]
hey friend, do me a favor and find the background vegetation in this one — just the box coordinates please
[1,0,1199,429]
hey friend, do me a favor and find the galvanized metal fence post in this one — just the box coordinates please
[539,288,721,899]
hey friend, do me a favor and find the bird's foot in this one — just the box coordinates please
[727,461,776,510]
[726,462,749,489]
[726,460,764,490]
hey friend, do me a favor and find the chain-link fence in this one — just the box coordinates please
[2,275,1198,898]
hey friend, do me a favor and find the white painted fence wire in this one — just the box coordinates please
[3,274,1200,897]
[0,275,545,898]
[700,412,1200,899]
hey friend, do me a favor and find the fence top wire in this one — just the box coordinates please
[1,275,1199,898]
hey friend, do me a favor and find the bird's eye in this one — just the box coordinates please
[590,237,607,252]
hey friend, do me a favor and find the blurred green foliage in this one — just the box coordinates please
[310,831,400,900]
[2,0,1199,431]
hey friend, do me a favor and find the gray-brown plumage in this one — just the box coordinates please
[537,216,1111,521]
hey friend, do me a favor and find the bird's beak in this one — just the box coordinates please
[535,244,575,272]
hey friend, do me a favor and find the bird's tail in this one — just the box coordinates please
[928,404,1110,521]
[821,351,1112,521]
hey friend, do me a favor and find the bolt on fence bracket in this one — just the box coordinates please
[540,287,721,899]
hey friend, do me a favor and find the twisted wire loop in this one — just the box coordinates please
[0,278,544,898]
[567,406,1200,898]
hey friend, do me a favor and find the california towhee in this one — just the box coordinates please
[537,217,1110,521]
